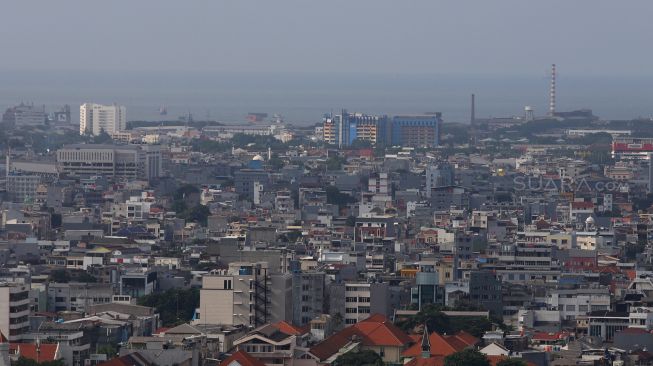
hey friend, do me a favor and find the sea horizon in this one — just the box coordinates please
[1,70,652,126]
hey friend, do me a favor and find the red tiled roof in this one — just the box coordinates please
[98,353,153,366]
[220,350,266,366]
[310,314,413,361]
[0,331,6,343]
[402,331,478,357]
[619,327,648,335]
[532,331,569,341]
[404,355,446,366]
[571,202,594,209]
[273,321,308,336]
[454,330,479,345]
[13,343,59,362]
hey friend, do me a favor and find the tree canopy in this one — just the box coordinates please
[50,269,70,283]
[396,304,494,337]
[326,186,357,208]
[496,359,528,366]
[333,350,384,366]
[137,288,200,326]
[444,349,490,366]
[15,358,65,366]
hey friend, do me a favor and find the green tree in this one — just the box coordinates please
[496,359,528,366]
[171,200,187,214]
[137,288,200,326]
[349,139,373,148]
[93,130,113,144]
[345,215,356,227]
[184,204,212,226]
[174,184,200,200]
[97,345,118,358]
[333,350,383,366]
[50,269,70,283]
[326,186,356,208]
[285,230,302,243]
[444,349,490,366]
[77,272,98,283]
[15,357,65,366]
[51,213,62,228]
[396,305,494,337]
[268,154,285,170]
[326,155,346,171]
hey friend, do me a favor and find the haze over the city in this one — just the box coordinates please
[1,0,653,122]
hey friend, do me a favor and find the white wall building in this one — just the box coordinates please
[80,103,126,136]
[547,288,611,321]
[57,144,162,181]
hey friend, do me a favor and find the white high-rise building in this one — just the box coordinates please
[79,103,126,136]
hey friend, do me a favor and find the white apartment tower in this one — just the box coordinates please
[80,103,126,136]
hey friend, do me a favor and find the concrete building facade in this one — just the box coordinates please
[80,103,126,136]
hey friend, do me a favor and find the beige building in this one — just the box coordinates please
[0,283,30,342]
[195,262,293,328]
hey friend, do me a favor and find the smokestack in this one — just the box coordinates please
[549,64,556,116]
[471,94,476,126]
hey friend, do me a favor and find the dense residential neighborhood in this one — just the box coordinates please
[1,103,653,366]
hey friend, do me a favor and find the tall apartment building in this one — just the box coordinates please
[6,174,41,203]
[80,103,126,136]
[411,265,445,311]
[292,271,326,326]
[323,110,441,148]
[0,283,30,342]
[468,270,503,317]
[234,169,269,201]
[323,110,389,147]
[425,163,455,198]
[196,262,283,327]
[329,282,390,325]
[2,103,47,127]
[392,114,441,147]
[56,144,162,181]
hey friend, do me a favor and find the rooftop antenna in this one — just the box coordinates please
[549,64,556,116]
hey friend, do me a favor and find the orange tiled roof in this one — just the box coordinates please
[219,350,266,366]
[12,343,59,362]
[273,321,309,336]
[402,331,478,358]
[310,314,413,361]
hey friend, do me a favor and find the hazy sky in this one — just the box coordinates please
[2,0,652,77]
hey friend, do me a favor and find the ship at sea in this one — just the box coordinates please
[159,105,168,116]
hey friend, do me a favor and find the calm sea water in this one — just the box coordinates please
[1,70,652,125]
